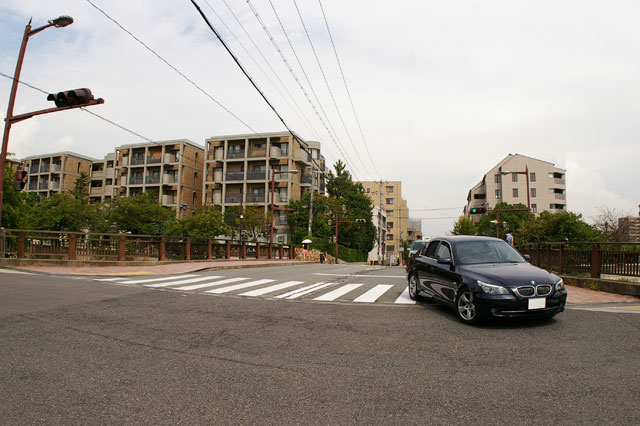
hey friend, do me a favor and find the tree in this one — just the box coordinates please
[241,206,267,242]
[24,193,96,232]
[519,211,603,243]
[223,205,243,240]
[102,192,174,235]
[451,216,477,235]
[1,161,25,229]
[70,172,90,202]
[592,206,630,242]
[476,202,529,240]
[165,206,229,239]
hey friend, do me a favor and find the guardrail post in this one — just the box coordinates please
[536,243,542,267]
[17,231,25,259]
[559,243,565,274]
[280,245,284,259]
[289,246,294,260]
[68,233,77,260]
[118,235,126,261]
[185,237,191,261]
[242,241,247,259]
[207,239,212,260]
[225,240,231,260]
[256,242,261,260]
[159,236,166,261]
[591,243,601,278]
[546,244,551,270]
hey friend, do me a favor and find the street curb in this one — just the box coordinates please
[562,275,640,298]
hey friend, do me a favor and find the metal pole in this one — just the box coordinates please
[269,166,275,256]
[307,168,314,236]
[0,22,32,227]
[335,210,339,264]
[525,166,531,217]
[378,180,383,264]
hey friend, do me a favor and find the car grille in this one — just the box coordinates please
[515,285,552,297]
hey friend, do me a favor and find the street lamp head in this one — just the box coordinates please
[49,16,74,28]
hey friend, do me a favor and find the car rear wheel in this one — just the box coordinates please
[456,288,480,324]
[408,274,418,301]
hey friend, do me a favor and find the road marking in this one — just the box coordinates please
[0,269,33,275]
[172,277,248,291]
[240,281,305,297]
[205,279,275,294]
[144,276,223,288]
[275,282,331,299]
[93,277,130,282]
[312,273,405,278]
[394,288,416,304]
[107,274,197,284]
[353,284,394,303]
[313,284,363,301]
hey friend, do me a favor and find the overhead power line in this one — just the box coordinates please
[84,0,258,135]
[317,0,381,180]
[292,0,373,179]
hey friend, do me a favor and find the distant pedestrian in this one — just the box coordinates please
[505,231,514,246]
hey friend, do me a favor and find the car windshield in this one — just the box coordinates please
[411,241,426,251]
[455,240,525,265]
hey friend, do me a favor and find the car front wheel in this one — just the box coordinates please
[456,288,480,324]
[408,274,418,301]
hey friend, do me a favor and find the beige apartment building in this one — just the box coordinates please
[23,151,95,196]
[203,132,325,244]
[360,181,409,261]
[99,139,204,217]
[464,153,567,220]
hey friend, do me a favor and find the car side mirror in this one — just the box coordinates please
[437,257,452,265]
[523,254,531,262]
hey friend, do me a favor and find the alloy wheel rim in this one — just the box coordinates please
[409,276,417,298]
[458,292,476,320]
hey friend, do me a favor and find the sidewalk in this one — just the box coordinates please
[12,259,304,276]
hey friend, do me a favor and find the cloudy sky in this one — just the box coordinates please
[1,0,638,237]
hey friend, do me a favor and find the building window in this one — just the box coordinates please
[388,222,394,229]
[495,189,501,199]
[387,210,393,217]
[366,188,370,193]
[386,234,394,240]
[494,174,501,183]
[386,186,393,193]
[531,203,537,213]
[531,188,536,197]
[530,172,536,182]
[386,198,394,205]
[512,188,518,197]
[512,174,518,183]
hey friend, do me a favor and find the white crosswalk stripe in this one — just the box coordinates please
[92,272,414,306]
[394,288,416,304]
[205,279,275,294]
[111,274,198,284]
[239,281,305,297]
[353,284,394,303]
[144,276,223,288]
[314,284,363,301]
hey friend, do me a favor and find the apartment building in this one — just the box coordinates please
[367,205,387,264]
[203,132,325,244]
[464,154,567,220]
[618,205,640,242]
[89,153,116,203]
[360,181,409,261]
[23,151,96,196]
[406,218,423,243]
[112,139,204,217]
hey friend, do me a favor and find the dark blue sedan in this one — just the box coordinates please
[406,236,567,324]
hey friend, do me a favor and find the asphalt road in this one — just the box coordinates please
[1,266,639,425]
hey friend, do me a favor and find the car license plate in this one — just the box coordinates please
[528,298,546,310]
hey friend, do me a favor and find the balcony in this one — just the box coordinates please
[300,174,312,184]
[29,165,39,174]
[28,181,38,191]
[51,163,61,172]
[48,181,60,190]
[161,194,175,205]
[38,182,49,190]
[249,147,267,158]
[554,178,565,185]
[90,187,103,195]
[129,176,143,185]
[162,174,176,184]
[40,164,50,173]
[225,193,243,203]
[246,171,265,180]
[225,171,244,181]
[227,151,245,159]
[146,175,161,184]
[246,194,265,203]
[147,156,162,164]
[130,156,145,166]
[555,193,566,200]
[164,153,178,163]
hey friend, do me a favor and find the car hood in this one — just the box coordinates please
[457,262,558,287]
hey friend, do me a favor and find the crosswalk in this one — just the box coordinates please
[94,274,415,305]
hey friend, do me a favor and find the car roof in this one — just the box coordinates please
[430,236,504,244]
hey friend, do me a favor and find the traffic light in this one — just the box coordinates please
[354,219,366,223]
[47,88,95,107]
[14,170,27,191]
[470,207,486,214]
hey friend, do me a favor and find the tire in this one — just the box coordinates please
[456,288,481,324]
[408,274,419,301]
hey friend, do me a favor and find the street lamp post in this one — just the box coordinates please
[270,166,297,258]
[0,16,74,226]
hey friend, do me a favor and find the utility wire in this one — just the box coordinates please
[84,0,258,135]
[205,0,320,140]
[251,0,362,180]
[292,0,373,179]
[318,0,381,180]
[0,71,154,142]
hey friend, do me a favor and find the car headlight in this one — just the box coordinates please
[555,278,565,291]
[477,280,509,295]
